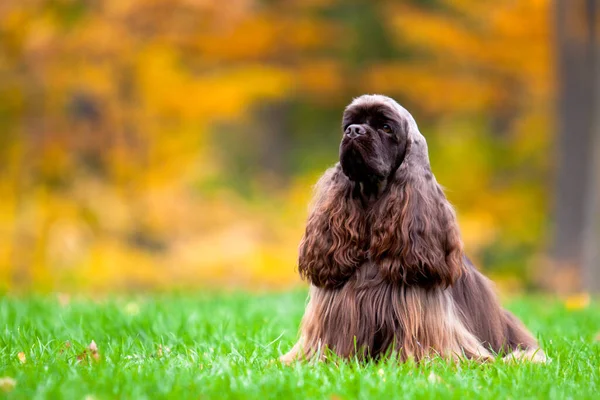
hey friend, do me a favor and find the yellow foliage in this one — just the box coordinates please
[564,293,591,311]
[0,0,555,292]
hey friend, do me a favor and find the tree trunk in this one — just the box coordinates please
[583,0,600,293]
[553,0,599,292]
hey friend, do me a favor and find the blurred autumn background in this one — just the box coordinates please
[0,0,598,294]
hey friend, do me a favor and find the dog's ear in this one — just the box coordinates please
[298,165,366,288]
[368,142,464,288]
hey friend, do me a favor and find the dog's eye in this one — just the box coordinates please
[382,124,393,134]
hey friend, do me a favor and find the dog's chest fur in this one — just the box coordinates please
[299,263,488,360]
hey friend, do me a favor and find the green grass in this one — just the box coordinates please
[1,291,599,399]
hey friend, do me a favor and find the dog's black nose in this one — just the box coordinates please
[345,124,366,138]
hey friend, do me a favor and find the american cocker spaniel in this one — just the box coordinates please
[281,95,545,363]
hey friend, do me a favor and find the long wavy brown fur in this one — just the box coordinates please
[298,167,366,288]
[368,156,464,288]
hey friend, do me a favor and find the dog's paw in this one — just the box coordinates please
[502,348,548,364]
[279,351,298,365]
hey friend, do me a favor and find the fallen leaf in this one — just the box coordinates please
[0,377,16,393]
[565,293,590,310]
[89,340,100,361]
[77,340,100,363]
[17,352,26,364]
[59,341,72,355]
[594,332,600,342]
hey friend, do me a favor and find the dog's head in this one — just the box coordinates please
[339,95,411,184]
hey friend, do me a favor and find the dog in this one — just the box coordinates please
[281,94,545,363]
